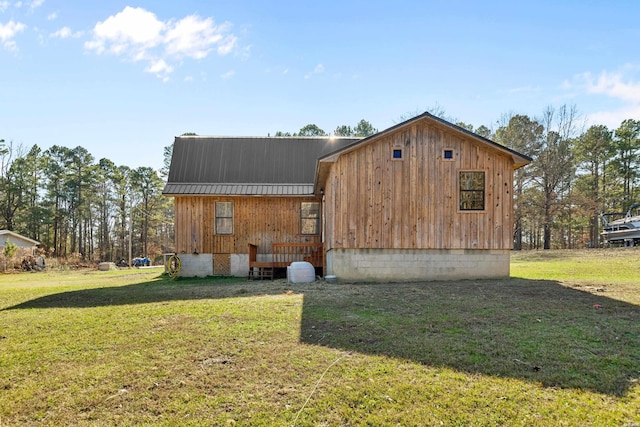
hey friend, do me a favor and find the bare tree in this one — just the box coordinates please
[494,114,543,249]
[534,105,579,249]
[395,102,457,123]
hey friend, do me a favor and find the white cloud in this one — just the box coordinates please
[85,6,239,80]
[565,66,640,128]
[145,58,173,82]
[29,0,43,11]
[85,6,164,56]
[0,20,26,51]
[578,69,640,103]
[164,15,233,59]
[50,26,82,39]
[47,12,56,20]
[499,85,541,95]
[304,63,325,79]
[3,38,16,50]
[587,106,640,128]
[238,44,251,60]
[220,69,235,79]
[0,1,9,12]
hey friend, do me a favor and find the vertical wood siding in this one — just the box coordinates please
[324,121,514,250]
[174,196,322,254]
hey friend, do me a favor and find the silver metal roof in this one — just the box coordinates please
[164,136,359,196]
[163,183,315,196]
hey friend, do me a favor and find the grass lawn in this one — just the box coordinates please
[1,250,639,426]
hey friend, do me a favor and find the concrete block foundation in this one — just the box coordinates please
[326,248,510,281]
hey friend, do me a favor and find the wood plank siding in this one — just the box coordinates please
[173,196,322,255]
[323,121,515,251]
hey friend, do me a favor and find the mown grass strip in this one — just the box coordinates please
[1,251,639,426]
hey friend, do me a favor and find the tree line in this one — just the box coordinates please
[3,105,638,264]
[0,141,171,263]
[461,105,639,250]
[272,119,378,137]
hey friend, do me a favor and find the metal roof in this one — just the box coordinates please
[163,183,314,196]
[164,116,533,197]
[164,136,360,196]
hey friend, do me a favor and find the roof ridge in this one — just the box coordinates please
[175,135,363,140]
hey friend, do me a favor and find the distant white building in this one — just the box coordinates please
[0,230,39,256]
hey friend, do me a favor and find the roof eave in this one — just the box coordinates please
[163,183,317,197]
[0,230,40,246]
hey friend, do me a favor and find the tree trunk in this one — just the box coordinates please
[543,224,551,250]
[544,202,552,250]
[591,215,599,248]
[513,217,522,250]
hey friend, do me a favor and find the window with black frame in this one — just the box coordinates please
[301,202,320,235]
[215,201,233,234]
[459,171,485,211]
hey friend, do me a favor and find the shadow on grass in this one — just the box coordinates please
[1,276,288,309]
[4,276,639,396]
[299,279,640,397]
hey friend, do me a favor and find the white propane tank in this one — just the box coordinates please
[287,261,315,283]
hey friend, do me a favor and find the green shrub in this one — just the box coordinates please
[3,238,18,259]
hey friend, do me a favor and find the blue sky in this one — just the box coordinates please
[1,1,639,170]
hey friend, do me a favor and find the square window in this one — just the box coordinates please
[393,149,402,159]
[215,202,233,234]
[444,150,453,159]
[301,202,320,235]
[459,172,485,211]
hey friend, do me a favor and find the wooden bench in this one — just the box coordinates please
[248,242,325,280]
[272,243,324,275]
[248,243,274,280]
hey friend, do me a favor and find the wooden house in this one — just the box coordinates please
[163,112,531,280]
